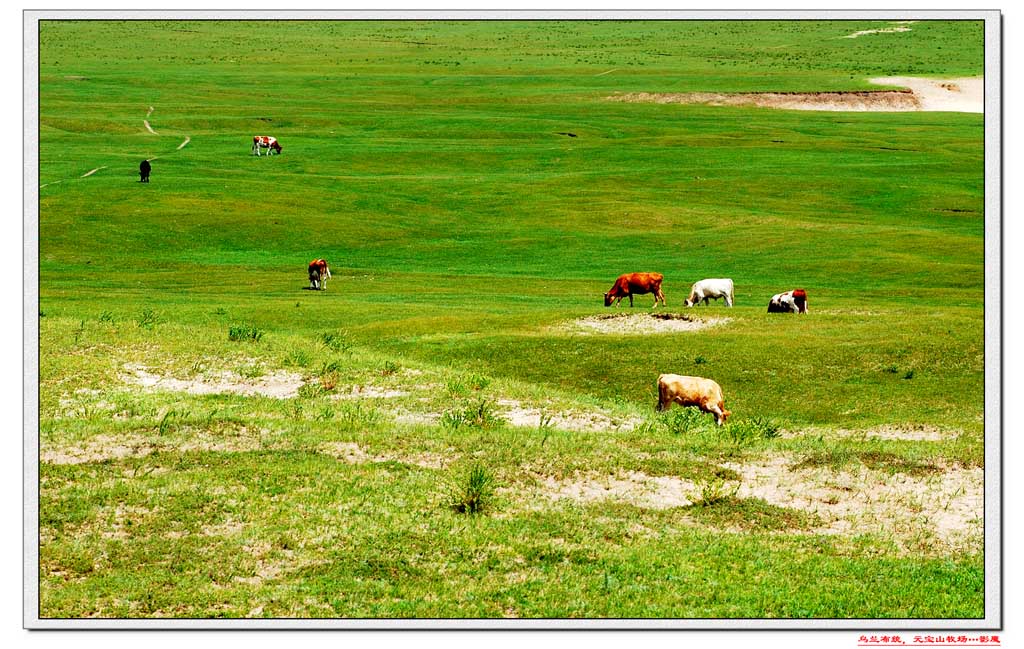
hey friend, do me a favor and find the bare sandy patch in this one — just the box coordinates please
[610,90,920,112]
[724,454,982,550]
[843,26,913,39]
[122,363,304,399]
[563,312,730,335]
[525,455,982,552]
[529,470,697,509]
[608,75,982,113]
[332,385,409,400]
[869,76,982,113]
[496,398,640,432]
[40,433,155,465]
[319,441,450,469]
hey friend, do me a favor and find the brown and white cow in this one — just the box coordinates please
[767,289,808,313]
[252,135,282,156]
[308,259,331,290]
[604,272,666,308]
[656,374,731,426]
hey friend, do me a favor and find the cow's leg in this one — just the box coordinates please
[628,294,634,307]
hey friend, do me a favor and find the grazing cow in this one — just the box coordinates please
[767,289,808,314]
[308,259,331,290]
[139,159,151,183]
[656,374,731,426]
[604,272,666,308]
[252,135,282,156]
[684,278,734,307]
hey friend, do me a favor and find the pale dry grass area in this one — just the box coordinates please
[121,363,304,399]
[518,452,982,553]
[496,398,641,432]
[561,313,731,335]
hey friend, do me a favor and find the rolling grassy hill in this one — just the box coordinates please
[36,20,986,620]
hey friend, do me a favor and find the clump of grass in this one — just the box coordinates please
[137,309,159,330]
[883,364,900,374]
[688,475,741,507]
[685,495,822,531]
[381,360,401,376]
[337,401,382,429]
[903,370,916,380]
[318,331,351,353]
[297,382,328,399]
[283,348,311,368]
[661,407,712,435]
[448,464,495,515]
[726,416,781,443]
[442,400,502,430]
[468,373,490,391]
[445,379,469,397]
[97,310,115,323]
[212,307,228,317]
[694,355,707,365]
[228,324,264,342]
[793,447,941,476]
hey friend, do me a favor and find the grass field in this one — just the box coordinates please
[36,20,986,620]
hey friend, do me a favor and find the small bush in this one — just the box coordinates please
[694,355,707,365]
[661,407,712,435]
[727,416,781,442]
[228,324,264,342]
[449,464,495,515]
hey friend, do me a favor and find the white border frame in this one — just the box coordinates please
[23,9,1002,630]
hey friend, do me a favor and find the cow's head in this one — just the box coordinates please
[272,142,282,153]
[604,293,613,307]
[718,409,732,426]
[683,296,695,308]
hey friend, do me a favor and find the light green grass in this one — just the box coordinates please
[38,20,985,619]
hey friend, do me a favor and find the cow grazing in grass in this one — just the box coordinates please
[139,159,151,183]
[252,135,282,156]
[684,278,734,307]
[656,374,731,426]
[308,259,331,290]
[767,289,808,314]
[604,272,666,308]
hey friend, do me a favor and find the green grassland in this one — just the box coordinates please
[37,20,986,619]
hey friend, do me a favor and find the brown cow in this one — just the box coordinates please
[656,374,731,426]
[604,272,666,308]
[308,259,331,290]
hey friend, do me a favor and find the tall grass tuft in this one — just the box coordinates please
[449,464,495,515]
[228,324,264,342]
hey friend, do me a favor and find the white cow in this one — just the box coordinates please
[684,278,734,307]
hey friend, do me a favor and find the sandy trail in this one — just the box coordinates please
[80,166,106,178]
[177,136,191,150]
[143,120,157,134]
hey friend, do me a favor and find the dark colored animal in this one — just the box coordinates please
[308,259,332,290]
[604,272,666,308]
[656,374,731,426]
[139,159,151,183]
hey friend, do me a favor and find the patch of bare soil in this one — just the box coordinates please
[843,26,913,39]
[608,75,982,113]
[869,76,983,113]
[564,312,730,335]
[40,426,269,465]
[121,363,304,399]
[527,454,982,552]
[319,441,449,469]
[496,398,641,432]
[332,385,410,400]
[528,470,697,509]
[609,90,920,112]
